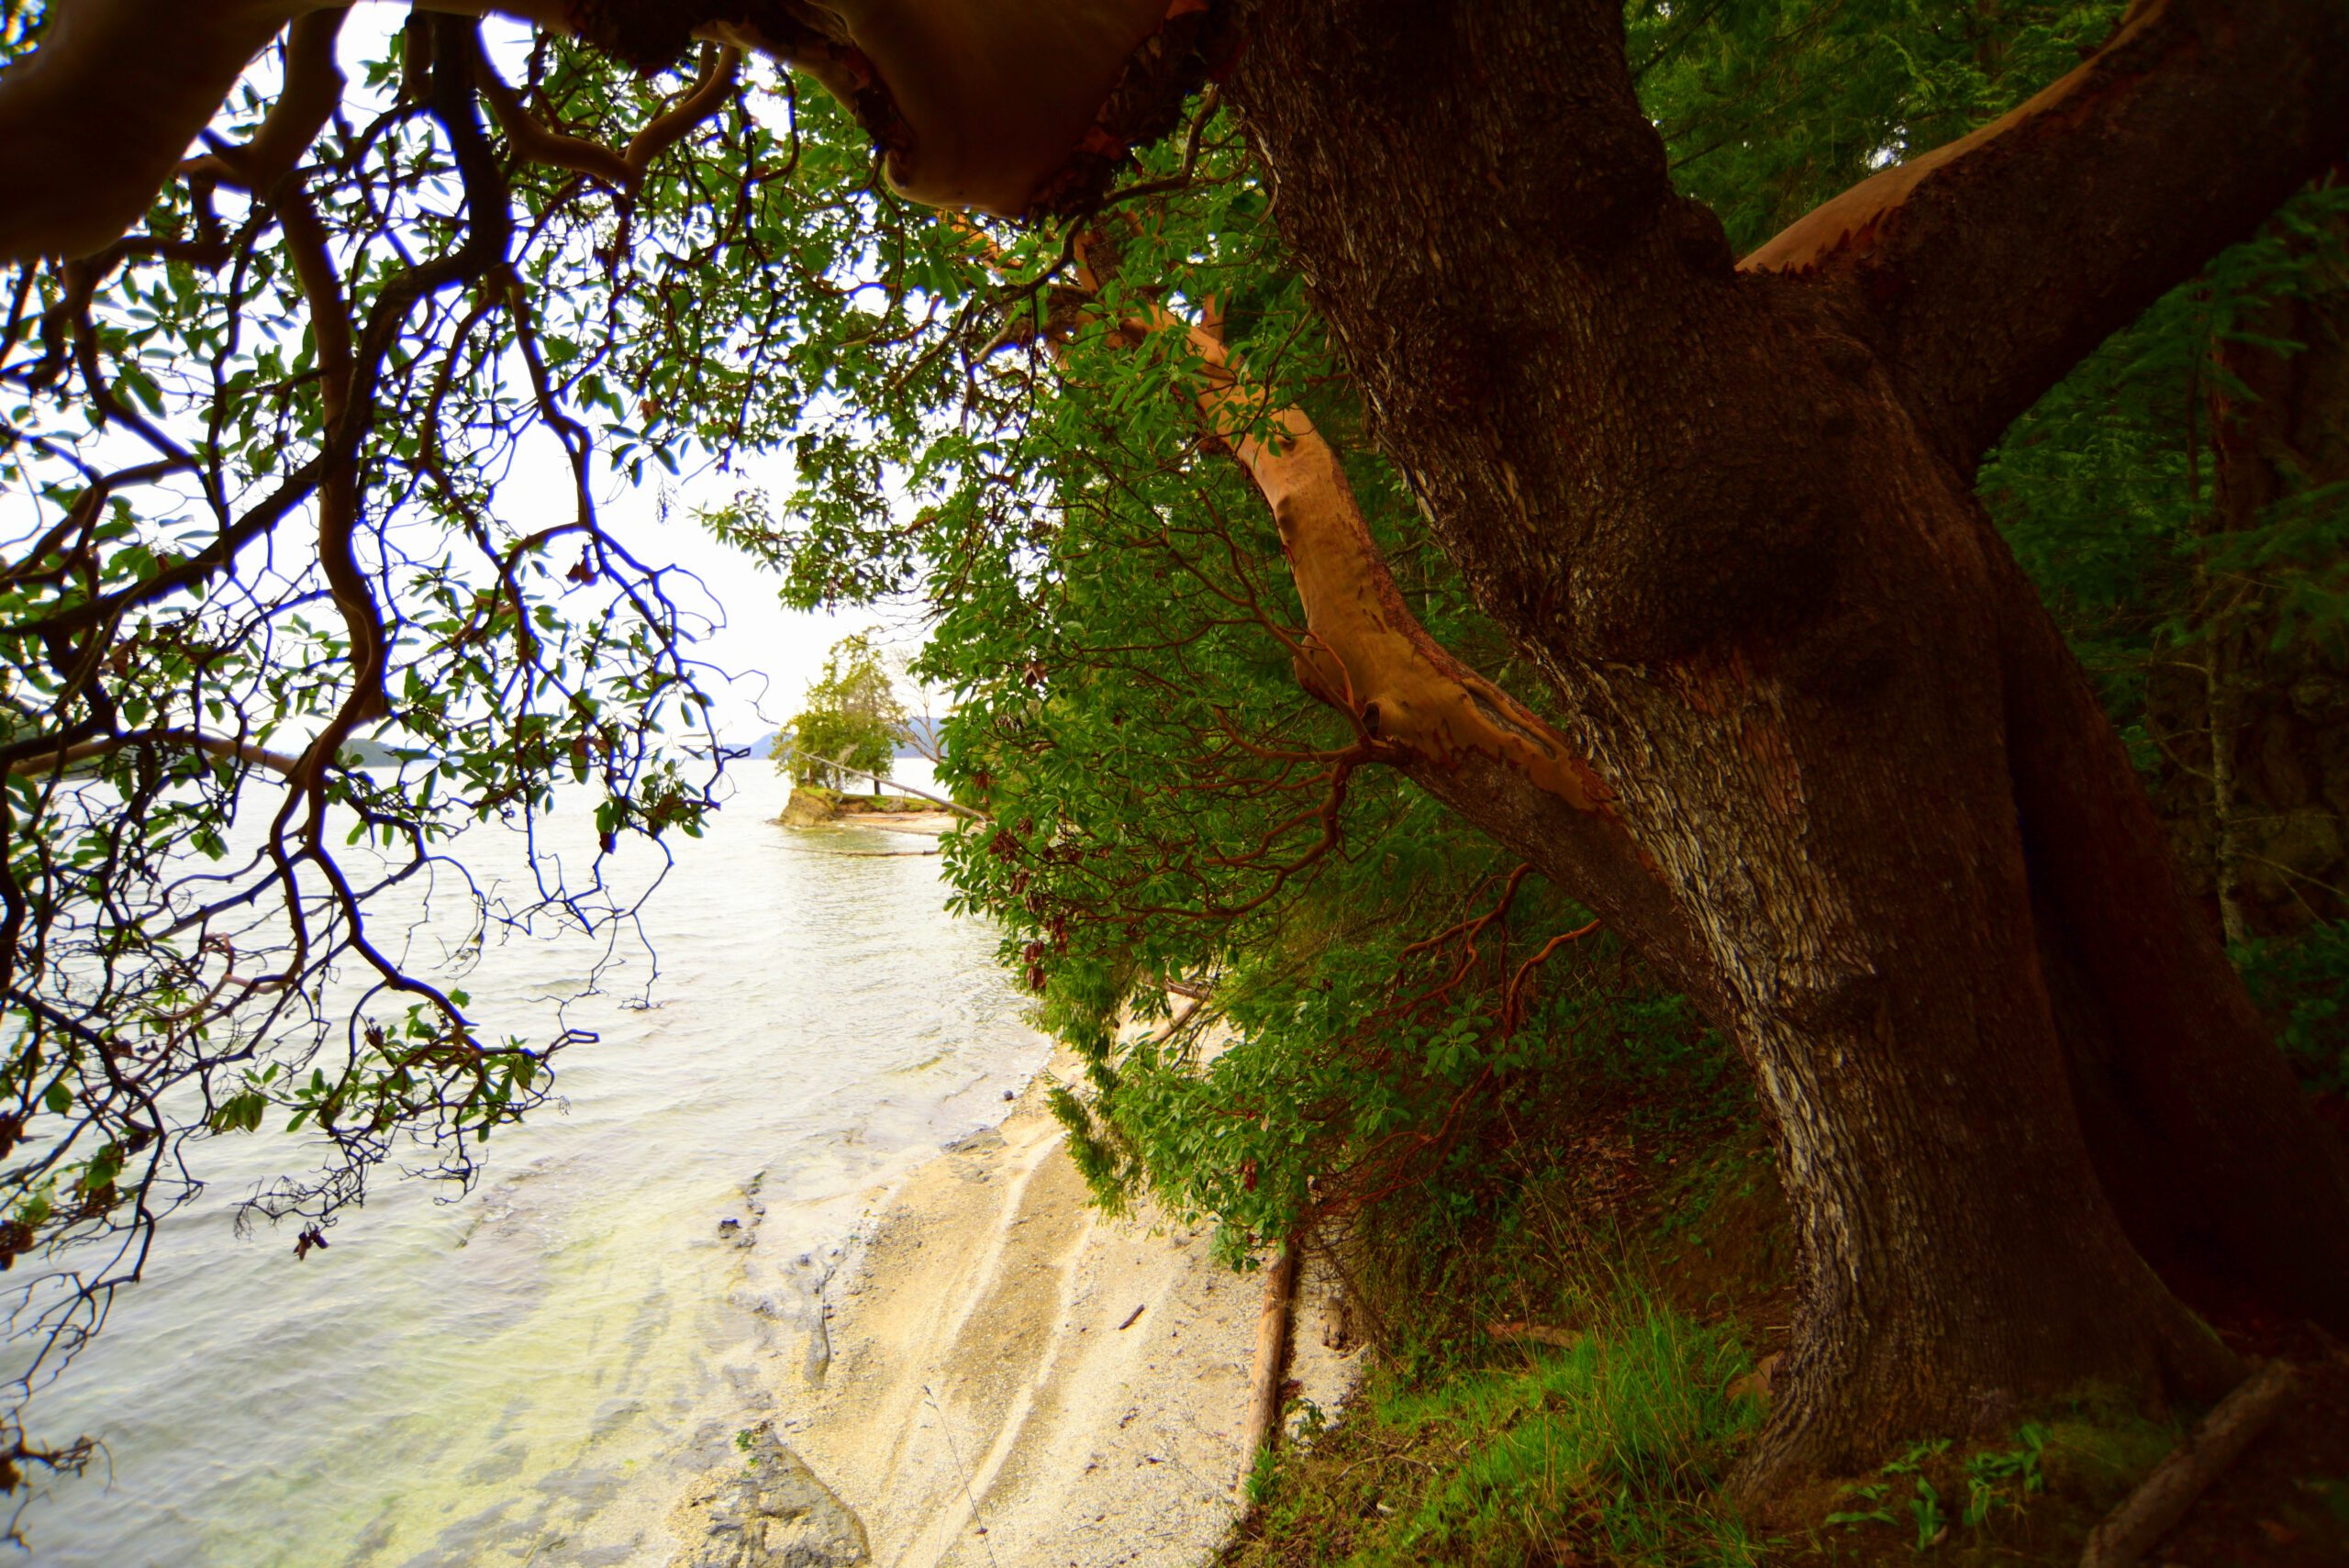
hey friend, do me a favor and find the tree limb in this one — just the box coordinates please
[1181,331,1613,815]
[1177,339,1717,1005]
[469,30,634,191]
[298,13,514,755]
[2077,1359,2299,1568]
[1744,0,2349,470]
[0,0,1179,263]
[471,36,741,192]
[0,0,306,262]
[1044,227,1619,820]
[181,7,350,195]
[620,41,740,175]
[7,730,306,780]
[993,224,1719,1007]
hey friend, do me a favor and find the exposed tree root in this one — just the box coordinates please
[2078,1359,2299,1568]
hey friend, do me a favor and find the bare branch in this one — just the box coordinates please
[182,7,349,195]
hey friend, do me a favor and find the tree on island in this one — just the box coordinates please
[0,0,2343,1512]
[781,632,905,794]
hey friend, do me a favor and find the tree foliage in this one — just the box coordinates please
[762,0,2349,1269]
[0,11,866,1485]
[779,630,906,789]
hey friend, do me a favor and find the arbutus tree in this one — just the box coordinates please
[0,0,2344,1507]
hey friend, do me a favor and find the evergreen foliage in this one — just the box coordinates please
[779,631,907,790]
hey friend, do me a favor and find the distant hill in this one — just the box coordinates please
[337,737,425,768]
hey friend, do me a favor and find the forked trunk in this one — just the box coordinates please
[1227,0,2349,1491]
[1550,429,2251,1489]
[1992,528,2349,1328]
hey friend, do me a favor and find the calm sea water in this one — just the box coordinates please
[20,766,1044,1567]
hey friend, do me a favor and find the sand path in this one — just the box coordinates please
[774,1060,1357,1568]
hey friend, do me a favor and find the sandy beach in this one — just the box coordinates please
[668,1049,1358,1568]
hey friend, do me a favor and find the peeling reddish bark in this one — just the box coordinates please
[1179,325,1610,815]
[1166,316,1722,1007]
[0,0,1187,263]
[1746,0,2349,470]
[1013,234,1725,1003]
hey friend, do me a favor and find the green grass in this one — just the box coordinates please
[1230,1296,1767,1567]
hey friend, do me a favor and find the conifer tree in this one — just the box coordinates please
[782,632,906,792]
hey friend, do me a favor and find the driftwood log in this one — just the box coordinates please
[1236,1234,1301,1492]
[2078,1358,2299,1568]
[1488,1320,1582,1348]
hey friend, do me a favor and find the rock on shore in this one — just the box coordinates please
[671,1422,869,1568]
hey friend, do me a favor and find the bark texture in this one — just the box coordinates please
[0,0,1186,264]
[1223,0,2349,1487]
[2078,1359,2299,1568]
[1167,305,1722,1008]
[13,0,2349,1502]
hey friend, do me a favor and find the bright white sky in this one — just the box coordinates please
[498,441,944,748]
[368,10,944,748]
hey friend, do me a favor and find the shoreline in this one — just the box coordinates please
[669,1048,1360,1568]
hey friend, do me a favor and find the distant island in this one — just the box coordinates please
[337,738,425,768]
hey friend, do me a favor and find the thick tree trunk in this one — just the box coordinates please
[17,0,2345,1506]
[1226,0,2349,1490]
[1992,528,2349,1327]
[1545,420,2247,1485]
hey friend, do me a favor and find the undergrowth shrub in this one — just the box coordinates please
[1232,1294,1765,1568]
[2236,917,2349,1095]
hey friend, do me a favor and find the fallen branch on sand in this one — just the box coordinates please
[1237,1233,1301,1492]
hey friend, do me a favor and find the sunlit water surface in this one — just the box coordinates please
[23,767,1042,1567]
